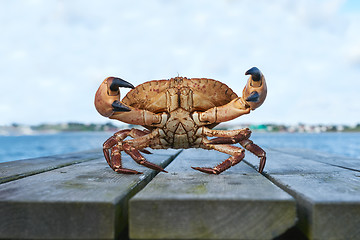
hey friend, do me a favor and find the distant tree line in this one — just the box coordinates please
[4,122,360,133]
[31,122,121,132]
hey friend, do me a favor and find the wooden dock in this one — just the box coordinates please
[0,147,359,239]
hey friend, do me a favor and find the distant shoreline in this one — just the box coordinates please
[1,122,359,136]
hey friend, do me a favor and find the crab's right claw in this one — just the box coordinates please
[245,67,262,81]
[94,77,134,117]
[243,67,267,110]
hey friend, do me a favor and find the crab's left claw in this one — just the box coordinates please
[243,67,267,110]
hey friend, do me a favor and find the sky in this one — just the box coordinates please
[0,0,360,126]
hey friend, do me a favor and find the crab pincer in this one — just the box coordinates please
[109,77,135,92]
[243,67,267,110]
[94,77,134,117]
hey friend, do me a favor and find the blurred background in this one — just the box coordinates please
[1,0,359,126]
[0,0,359,162]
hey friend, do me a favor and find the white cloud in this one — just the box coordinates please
[0,0,359,125]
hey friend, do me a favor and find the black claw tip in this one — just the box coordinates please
[112,100,131,112]
[246,91,260,102]
[245,67,261,81]
[110,77,135,91]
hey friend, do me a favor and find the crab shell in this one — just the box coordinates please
[121,77,237,127]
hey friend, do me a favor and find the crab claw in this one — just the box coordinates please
[94,77,134,117]
[243,67,267,110]
[246,91,260,102]
[109,77,135,92]
[112,100,131,112]
[245,67,261,82]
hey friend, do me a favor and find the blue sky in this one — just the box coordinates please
[0,0,359,125]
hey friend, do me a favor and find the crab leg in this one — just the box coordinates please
[201,127,266,173]
[103,129,149,164]
[103,128,167,173]
[103,129,152,174]
[239,139,266,173]
[202,127,251,144]
[192,144,245,174]
[110,146,142,174]
[122,129,168,172]
[122,143,167,173]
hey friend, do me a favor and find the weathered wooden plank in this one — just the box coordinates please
[129,149,296,240]
[274,148,360,171]
[0,149,180,240]
[244,148,360,240]
[0,149,103,183]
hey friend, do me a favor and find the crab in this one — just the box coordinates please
[94,67,267,175]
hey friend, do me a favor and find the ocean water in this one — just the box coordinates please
[0,131,359,163]
[251,132,360,159]
[0,132,110,163]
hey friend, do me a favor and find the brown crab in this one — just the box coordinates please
[94,67,267,174]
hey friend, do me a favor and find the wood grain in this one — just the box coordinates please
[129,149,296,239]
[0,149,103,183]
[0,149,180,240]
[244,148,360,240]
